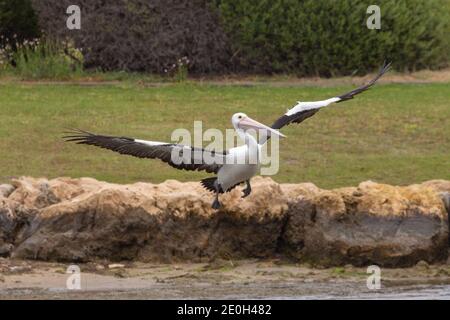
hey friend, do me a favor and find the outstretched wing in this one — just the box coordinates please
[260,62,391,144]
[335,61,392,103]
[63,129,226,174]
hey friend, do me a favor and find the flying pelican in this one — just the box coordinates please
[64,62,391,209]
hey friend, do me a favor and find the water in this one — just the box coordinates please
[267,284,450,300]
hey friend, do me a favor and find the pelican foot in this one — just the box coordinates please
[241,189,251,198]
[241,180,252,198]
[212,199,222,209]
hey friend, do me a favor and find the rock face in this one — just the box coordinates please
[282,181,448,267]
[0,176,448,266]
[0,184,15,198]
[9,177,288,262]
[0,180,35,257]
[422,180,450,217]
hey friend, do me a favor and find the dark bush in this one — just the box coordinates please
[214,0,450,76]
[31,0,231,74]
[0,0,40,48]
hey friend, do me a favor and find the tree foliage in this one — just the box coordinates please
[214,0,450,75]
[2,0,449,76]
[0,0,40,49]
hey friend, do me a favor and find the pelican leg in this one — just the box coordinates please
[211,181,222,209]
[242,180,252,198]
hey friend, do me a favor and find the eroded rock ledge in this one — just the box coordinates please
[0,177,449,267]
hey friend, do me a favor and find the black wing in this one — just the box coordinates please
[63,129,226,174]
[260,61,391,144]
[336,61,392,102]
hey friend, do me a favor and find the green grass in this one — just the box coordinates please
[0,81,449,189]
[1,40,84,80]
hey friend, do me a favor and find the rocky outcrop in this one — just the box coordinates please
[8,177,288,263]
[422,180,450,194]
[422,180,450,219]
[282,181,448,267]
[0,176,448,266]
[0,196,35,257]
[0,184,15,198]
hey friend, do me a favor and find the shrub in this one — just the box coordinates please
[0,0,40,49]
[214,0,450,76]
[0,38,84,79]
[31,0,231,74]
[16,0,450,76]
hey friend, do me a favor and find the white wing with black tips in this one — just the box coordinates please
[260,61,391,144]
[63,129,226,173]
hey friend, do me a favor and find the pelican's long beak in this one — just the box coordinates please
[239,117,286,138]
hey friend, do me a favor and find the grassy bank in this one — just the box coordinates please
[0,80,449,189]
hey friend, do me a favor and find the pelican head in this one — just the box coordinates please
[231,113,286,138]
